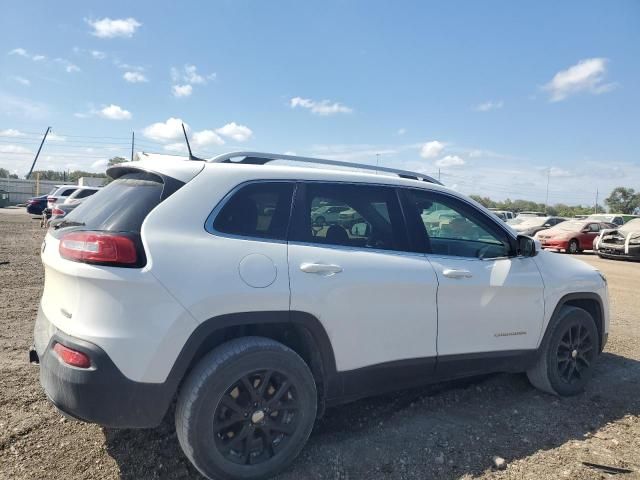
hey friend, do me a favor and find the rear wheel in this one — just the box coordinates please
[568,239,580,254]
[176,337,317,480]
[527,306,599,396]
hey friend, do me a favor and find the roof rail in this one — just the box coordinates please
[208,151,442,185]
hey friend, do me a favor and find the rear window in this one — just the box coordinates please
[62,172,164,232]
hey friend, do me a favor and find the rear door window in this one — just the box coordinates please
[290,182,408,252]
[212,182,295,241]
[74,189,97,199]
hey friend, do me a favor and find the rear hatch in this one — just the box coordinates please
[40,160,203,331]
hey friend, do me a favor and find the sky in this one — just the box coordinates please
[1,0,639,205]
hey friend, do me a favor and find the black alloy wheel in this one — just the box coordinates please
[555,322,596,385]
[213,369,299,465]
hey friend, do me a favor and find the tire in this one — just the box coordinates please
[568,239,580,254]
[175,337,317,480]
[527,306,599,396]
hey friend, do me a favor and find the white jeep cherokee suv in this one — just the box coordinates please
[32,152,609,480]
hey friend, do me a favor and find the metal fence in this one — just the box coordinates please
[0,178,61,205]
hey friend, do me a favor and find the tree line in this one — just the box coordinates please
[470,187,640,216]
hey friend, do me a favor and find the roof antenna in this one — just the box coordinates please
[182,123,204,161]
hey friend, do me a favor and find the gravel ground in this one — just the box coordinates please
[1,209,639,479]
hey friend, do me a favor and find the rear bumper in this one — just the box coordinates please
[34,307,173,428]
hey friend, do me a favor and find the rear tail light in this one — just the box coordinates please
[52,208,65,216]
[59,231,138,266]
[53,343,91,368]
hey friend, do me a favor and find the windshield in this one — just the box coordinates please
[620,218,640,234]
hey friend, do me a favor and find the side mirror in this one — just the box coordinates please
[543,223,551,227]
[517,235,537,257]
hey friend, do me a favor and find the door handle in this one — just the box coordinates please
[442,268,472,279]
[300,262,343,274]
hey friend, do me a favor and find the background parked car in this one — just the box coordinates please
[509,216,566,236]
[516,211,546,218]
[48,187,100,227]
[586,213,639,226]
[488,209,515,221]
[42,185,80,226]
[311,204,351,226]
[535,220,617,254]
[26,194,48,215]
[594,218,640,261]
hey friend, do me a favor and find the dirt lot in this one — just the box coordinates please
[1,208,639,480]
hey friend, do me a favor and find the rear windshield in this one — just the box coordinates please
[62,172,164,232]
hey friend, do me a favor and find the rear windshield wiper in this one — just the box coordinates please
[54,220,86,230]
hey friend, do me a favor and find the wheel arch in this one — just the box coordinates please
[545,293,605,353]
[164,311,338,418]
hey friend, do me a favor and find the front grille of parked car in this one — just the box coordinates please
[601,235,625,245]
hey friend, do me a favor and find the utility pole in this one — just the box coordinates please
[26,126,51,179]
[131,131,135,162]
[438,168,441,182]
[594,188,599,214]
[544,167,550,214]
[375,153,380,174]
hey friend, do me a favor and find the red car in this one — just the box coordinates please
[534,220,617,254]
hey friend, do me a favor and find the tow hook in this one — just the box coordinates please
[29,345,39,365]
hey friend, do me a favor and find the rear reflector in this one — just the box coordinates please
[59,231,137,266]
[53,343,91,368]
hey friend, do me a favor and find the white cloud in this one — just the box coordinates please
[171,64,215,84]
[474,100,504,112]
[65,64,80,73]
[0,93,48,119]
[290,96,353,115]
[91,50,106,60]
[8,48,46,61]
[143,117,187,142]
[9,48,27,57]
[0,144,31,154]
[193,129,225,147]
[216,122,253,142]
[543,58,616,102]
[420,140,445,159]
[99,104,132,120]
[87,17,142,38]
[13,76,30,86]
[123,71,148,83]
[172,84,193,97]
[0,129,25,137]
[397,128,406,136]
[435,155,465,167]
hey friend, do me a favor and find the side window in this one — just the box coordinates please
[402,189,512,259]
[588,223,600,232]
[61,188,77,196]
[292,183,407,251]
[213,182,295,240]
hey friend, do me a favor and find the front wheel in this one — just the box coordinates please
[527,306,599,396]
[567,239,580,254]
[176,337,317,480]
